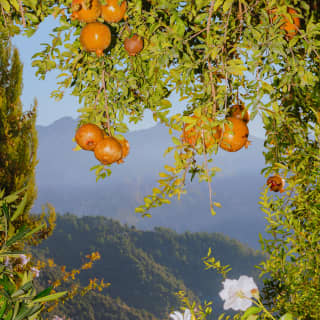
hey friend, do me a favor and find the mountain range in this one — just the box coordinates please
[32,116,272,250]
[32,214,268,320]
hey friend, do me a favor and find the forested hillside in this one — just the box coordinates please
[31,214,267,320]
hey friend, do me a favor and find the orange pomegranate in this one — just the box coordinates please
[229,104,250,123]
[80,22,111,56]
[182,115,221,149]
[116,137,130,163]
[101,0,126,23]
[75,123,104,151]
[124,34,144,56]
[269,7,300,39]
[218,117,251,152]
[94,136,123,164]
[71,0,101,23]
[267,175,285,193]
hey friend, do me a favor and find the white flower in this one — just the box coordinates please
[19,254,30,266]
[52,316,64,320]
[169,309,192,320]
[30,267,40,278]
[219,275,259,311]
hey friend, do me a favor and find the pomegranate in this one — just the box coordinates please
[124,34,144,56]
[101,0,126,23]
[71,0,101,23]
[269,7,300,39]
[80,22,111,56]
[94,136,123,164]
[116,137,130,163]
[267,175,286,193]
[218,117,251,152]
[75,123,104,151]
[229,104,250,123]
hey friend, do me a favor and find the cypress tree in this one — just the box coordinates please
[0,34,55,246]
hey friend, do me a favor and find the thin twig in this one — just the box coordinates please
[206,0,217,115]
[93,83,103,110]
[184,27,207,43]
[201,129,214,212]
[238,0,243,38]
[17,0,26,27]
[1,5,7,27]
[101,64,111,136]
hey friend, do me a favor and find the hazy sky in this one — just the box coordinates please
[12,16,266,138]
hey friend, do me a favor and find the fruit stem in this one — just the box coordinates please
[101,63,112,136]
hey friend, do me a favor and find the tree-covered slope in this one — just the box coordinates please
[33,214,267,319]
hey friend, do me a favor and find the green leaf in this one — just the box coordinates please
[5,226,29,247]
[279,313,294,320]
[23,223,46,240]
[171,136,180,146]
[8,0,19,11]
[241,306,261,320]
[223,0,234,13]
[213,0,223,12]
[0,0,11,11]
[31,290,67,303]
[32,286,53,301]
[11,192,28,221]
[11,281,33,298]
[0,296,7,318]
[15,304,43,320]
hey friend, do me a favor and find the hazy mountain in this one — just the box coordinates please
[32,214,267,320]
[33,117,271,249]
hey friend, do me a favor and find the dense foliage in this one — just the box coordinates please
[1,0,320,318]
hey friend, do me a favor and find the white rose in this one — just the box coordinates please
[219,275,259,311]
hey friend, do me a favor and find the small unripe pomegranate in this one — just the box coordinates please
[267,175,285,193]
[94,137,123,164]
[124,34,144,56]
[75,123,104,151]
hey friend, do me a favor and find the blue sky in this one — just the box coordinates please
[12,16,266,139]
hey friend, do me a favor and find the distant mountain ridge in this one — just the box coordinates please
[33,116,270,249]
[32,214,267,320]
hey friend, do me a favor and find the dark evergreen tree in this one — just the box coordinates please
[0,33,55,246]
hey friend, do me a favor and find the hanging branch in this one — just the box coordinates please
[206,0,217,115]
[184,27,207,43]
[201,128,214,214]
[17,0,26,27]
[1,4,7,27]
[93,83,103,110]
[101,63,111,136]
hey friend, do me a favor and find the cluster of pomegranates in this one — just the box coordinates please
[182,103,286,193]
[182,103,250,153]
[75,123,129,165]
[71,0,144,56]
